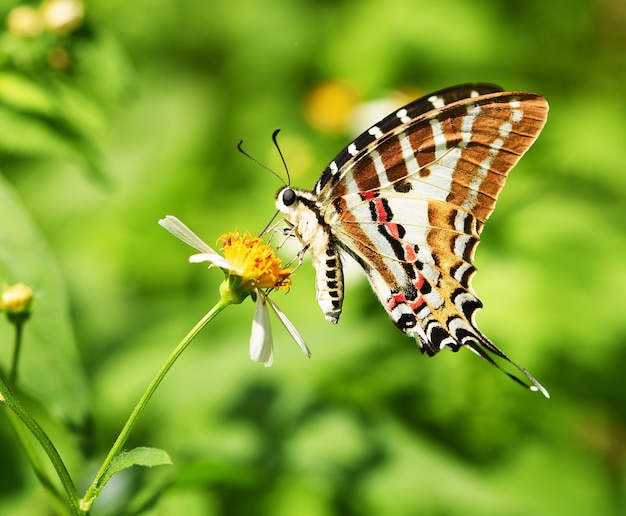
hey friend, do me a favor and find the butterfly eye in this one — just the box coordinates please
[282,188,297,206]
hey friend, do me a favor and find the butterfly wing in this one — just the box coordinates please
[317,88,549,394]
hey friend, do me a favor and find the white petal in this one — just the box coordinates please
[159,215,218,254]
[189,252,238,271]
[250,294,274,367]
[159,215,238,271]
[266,297,311,357]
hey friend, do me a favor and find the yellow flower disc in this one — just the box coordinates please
[219,231,291,290]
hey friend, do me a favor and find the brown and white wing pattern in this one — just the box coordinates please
[275,84,549,396]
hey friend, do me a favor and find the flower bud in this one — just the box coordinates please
[1,283,34,315]
[40,0,84,35]
[7,6,43,37]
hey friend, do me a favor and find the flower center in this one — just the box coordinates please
[219,231,291,290]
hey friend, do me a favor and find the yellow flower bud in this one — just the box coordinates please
[40,0,84,35]
[7,6,43,37]
[1,283,34,315]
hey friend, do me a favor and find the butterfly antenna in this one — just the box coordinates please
[271,128,291,186]
[237,139,285,184]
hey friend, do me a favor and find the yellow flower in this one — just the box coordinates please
[159,215,309,366]
[218,230,291,291]
[1,283,34,314]
[304,80,360,134]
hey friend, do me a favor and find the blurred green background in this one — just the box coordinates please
[1,0,625,514]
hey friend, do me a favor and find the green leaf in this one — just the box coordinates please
[0,70,108,183]
[0,174,89,426]
[0,72,56,116]
[0,104,108,184]
[0,105,75,157]
[101,447,172,488]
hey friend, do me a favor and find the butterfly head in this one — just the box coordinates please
[276,187,297,210]
[275,187,302,223]
[275,186,324,244]
[275,187,319,216]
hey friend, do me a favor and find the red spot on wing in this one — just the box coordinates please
[373,198,389,222]
[409,272,424,312]
[387,292,406,310]
[409,297,424,310]
[386,223,401,239]
[409,274,425,310]
[387,282,425,312]
[404,243,417,262]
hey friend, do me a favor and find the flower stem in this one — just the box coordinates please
[4,408,68,514]
[9,319,23,386]
[0,371,82,515]
[1,312,78,514]
[80,299,230,512]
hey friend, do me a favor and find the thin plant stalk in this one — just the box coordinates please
[0,371,81,515]
[80,299,229,511]
[9,320,23,386]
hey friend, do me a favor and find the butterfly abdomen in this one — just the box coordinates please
[312,244,344,323]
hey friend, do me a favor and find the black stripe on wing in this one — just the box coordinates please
[314,83,504,195]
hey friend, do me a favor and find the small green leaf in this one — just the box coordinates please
[101,447,172,488]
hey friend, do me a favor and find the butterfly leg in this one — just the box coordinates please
[276,219,312,267]
[276,218,344,323]
[263,218,311,272]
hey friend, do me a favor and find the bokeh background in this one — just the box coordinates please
[1,0,625,514]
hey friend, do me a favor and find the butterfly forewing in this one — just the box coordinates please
[314,83,505,196]
[275,84,549,396]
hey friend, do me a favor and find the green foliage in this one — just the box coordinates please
[102,447,172,489]
[0,174,88,426]
[1,0,625,514]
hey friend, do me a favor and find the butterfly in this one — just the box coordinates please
[274,83,549,397]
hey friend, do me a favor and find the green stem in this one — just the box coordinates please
[0,372,81,515]
[4,409,67,514]
[9,320,23,386]
[80,299,230,512]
